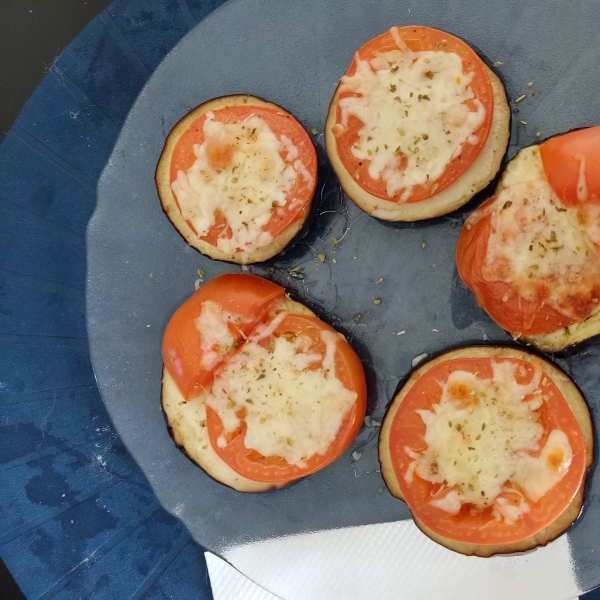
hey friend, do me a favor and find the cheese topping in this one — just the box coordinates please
[496,144,545,189]
[479,147,600,321]
[336,34,486,201]
[491,495,531,525]
[204,321,357,467]
[193,300,241,370]
[172,112,310,255]
[584,202,600,251]
[512,429,572,503]
[406,361,572,522]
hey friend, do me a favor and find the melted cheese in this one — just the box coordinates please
[480,147,600,320]
[172,112,310,255]
[491,495,530,525]
[512,429,573,503]
[193,300,241,370]
[581,202,600,251]
[204,321,357,467]
[496,145,545,189]
[430,490,463,513]
[337,33,486,201]
[484,180,591,283]
[407,361,572,520]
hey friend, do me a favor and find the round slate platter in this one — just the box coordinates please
[88,0,600,588]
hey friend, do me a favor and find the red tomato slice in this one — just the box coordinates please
[162,274,284,400]
[169,104,317,248]
[455,200,593,334]
[387,357,587,546]
[205,313,367,482]
[540,126,600,207]
[456,155,600,336]
[332,26,494,203]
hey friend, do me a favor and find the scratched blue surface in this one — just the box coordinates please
[0,0,222,596]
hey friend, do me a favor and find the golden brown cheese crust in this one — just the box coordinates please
[325,65,510,221]
[161,296,315,492]
[378,346,593,557]
[156,94,313,265]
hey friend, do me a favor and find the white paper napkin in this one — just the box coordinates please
[206,552,280,599]
[206,519,582,600]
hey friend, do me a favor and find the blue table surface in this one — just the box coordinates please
[0,1,224,597]
[1,0,599,598]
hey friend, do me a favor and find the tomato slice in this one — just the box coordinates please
[387,357,587,546]
[169,104,318,248]
[205,313,367,482]
[456,200,591,334]
[457,128,600,336]
[162,274,284,400]
[540,126,600,207]
[332,26,493,203]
